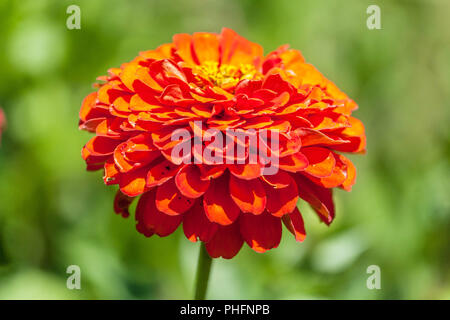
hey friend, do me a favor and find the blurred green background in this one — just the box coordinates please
[0,0,449,300]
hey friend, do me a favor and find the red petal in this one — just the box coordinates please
[183,200,218,242]
[155,178,195,216]
[113,190,134,218]
[302,147,336,178]
[260,170,291,188]
[229,175,266,215]
[199,164,226,181]
[135,190,183,237]
[264,174,299,217]
[332,117,366,153]
[282,207,306,242]
[239,211,282,253]
[84,136,121,157]
[79,117,105,133]
[203,173,240,225]
[205,222,243,259]
[294,174,335,225]
[149,59,188,86]
[175,165,210,198]
[85,163,104,171]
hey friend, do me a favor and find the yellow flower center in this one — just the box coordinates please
[193,61,261,89]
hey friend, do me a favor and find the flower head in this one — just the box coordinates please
[79,28,365,258]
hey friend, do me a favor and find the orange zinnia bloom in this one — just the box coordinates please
[79,28,366,259]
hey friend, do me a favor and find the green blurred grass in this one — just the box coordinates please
[0,0,449,299]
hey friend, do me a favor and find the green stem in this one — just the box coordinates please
[194,242,213,300]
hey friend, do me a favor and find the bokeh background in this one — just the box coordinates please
[0,0,449,300]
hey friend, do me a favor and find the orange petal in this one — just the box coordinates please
[175,165,210,198]
[306,152,348,188]
[79,92,97,122]
[311,164,346,189]
[113,142,135,173]
[278,152,309,172]
[264,174,299,217]
[129,93,162,112]
[297,128,349,147]
[228,163,261,180]
[146,159,180,188]
[103,158,119,185]
[119,60,141,91]
[339,155,356,191]
[203,173,240,225]
[192,32,220,64]
[95,118,122,138]
[219,28,263,67]
[79,92,109,122]
[229,175,266,215]
[173,33,196,65]
[155,178,195,216]
[134,66,164,92]
[119,167,149,197]
[113,135,159,173]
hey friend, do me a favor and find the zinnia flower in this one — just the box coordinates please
[79,28,365,259]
